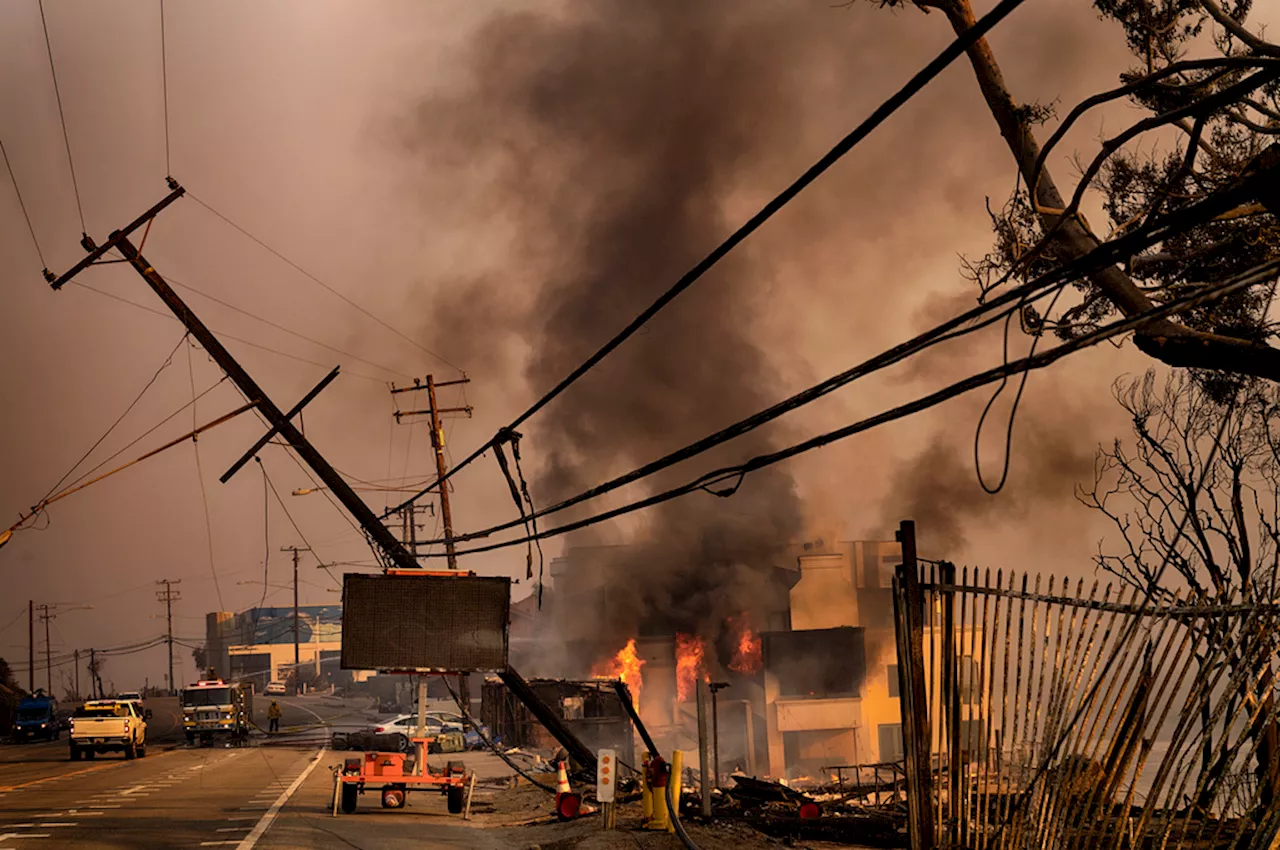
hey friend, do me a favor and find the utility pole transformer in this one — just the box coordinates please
[156,580,182,696]
[281,546,311,690]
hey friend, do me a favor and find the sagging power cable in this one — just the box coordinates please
[38,0,86,234]
[422,171,1268,549]
[416,257,1280,559]
[381,0,1033,522]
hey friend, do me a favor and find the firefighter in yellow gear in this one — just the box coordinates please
[267,700,282,733]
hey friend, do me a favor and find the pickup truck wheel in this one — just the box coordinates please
[137,745,147,758]
[125,742,137,760]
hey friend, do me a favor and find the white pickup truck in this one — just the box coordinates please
[70,700,150,760]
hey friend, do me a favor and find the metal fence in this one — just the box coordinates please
[891,524,1280,850]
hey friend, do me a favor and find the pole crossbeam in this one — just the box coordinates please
[45,183,418,572]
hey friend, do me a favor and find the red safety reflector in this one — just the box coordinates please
[798,801,821,820]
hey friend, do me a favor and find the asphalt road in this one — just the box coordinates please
[0,695,527,849]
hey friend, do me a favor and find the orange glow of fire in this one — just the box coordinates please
[728,616,763,674]
[592,638,645,708]
[676,633,707,702]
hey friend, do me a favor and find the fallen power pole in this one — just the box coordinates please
[46,181,600,774]
[47,180,418,572]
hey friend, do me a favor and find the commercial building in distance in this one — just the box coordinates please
[205,606,350,687]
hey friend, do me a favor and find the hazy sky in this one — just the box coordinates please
[2,0,1246,691]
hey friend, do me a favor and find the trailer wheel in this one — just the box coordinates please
[340,784,358,814]
[447,783,465,814]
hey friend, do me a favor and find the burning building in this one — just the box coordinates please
[511,536,974,779]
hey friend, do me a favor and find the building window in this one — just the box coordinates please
[764,628,865,698]
[878,723,904,763]
[887,665,900,698]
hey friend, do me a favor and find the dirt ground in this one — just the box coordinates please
[466,780,881,850]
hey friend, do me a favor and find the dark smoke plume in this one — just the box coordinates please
[406,4,827,662]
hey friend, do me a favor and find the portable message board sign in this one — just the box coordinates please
[340,572,511,672]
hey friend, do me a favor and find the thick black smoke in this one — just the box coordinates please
[406,4,825,661]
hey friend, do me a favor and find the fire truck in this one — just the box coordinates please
[180,679,252,745]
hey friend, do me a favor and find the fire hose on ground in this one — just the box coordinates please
[443,677,557,794]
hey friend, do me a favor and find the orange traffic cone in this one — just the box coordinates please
[554,760,581,820]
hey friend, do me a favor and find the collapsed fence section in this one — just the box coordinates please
[891,525,1280,850]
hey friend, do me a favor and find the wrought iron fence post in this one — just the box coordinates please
[894,520,934,849]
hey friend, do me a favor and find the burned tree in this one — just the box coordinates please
[1079,369,1280,811]
[1078,370,1280,599]
[867,0,1280,382]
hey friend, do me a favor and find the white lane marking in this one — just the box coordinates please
[119,784,148,796]
[216,827,251,832]
[235,748,327,850]
[0,826,33,829]
[63,812,102,817]
[29,815,62,819]
[200,843,241,847]
[88,805,121,809]
[0,835,51,840]
[32,825,73,828]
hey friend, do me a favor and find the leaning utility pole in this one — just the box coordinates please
[156,580,182,696]
[281,546,310,684]
[46,180,419,572]
[390,375,472,570]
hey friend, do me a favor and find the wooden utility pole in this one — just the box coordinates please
[390,375,472,570]
[37,604,53,694]
[156,580,182,695]
[281,546,310,689]
[28,600,34,693]
[73,649,79,701]
[46,181,419,573]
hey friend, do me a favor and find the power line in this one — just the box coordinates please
[69,280,391,383]
[257,458,342,589]
[1,137,47,270]
[165,272,414,379]
[37,0,86,234]
[419,258,1280,560]
[66,374,228,491]
[185,191,462,374]
[36,333,188,511]
[187,340,225,610]
[427,170,1262,548]
[382,0,1031,522]
[159,0,170,176]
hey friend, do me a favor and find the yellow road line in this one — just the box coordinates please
[0,749,175,791]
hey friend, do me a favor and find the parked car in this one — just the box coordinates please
[264,682,287,696]
[12,693,59,742]
[373,713,489,750]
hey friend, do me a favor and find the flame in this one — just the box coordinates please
[592,638,645,708]
[676,633,707,702]
[728,615,763,674]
